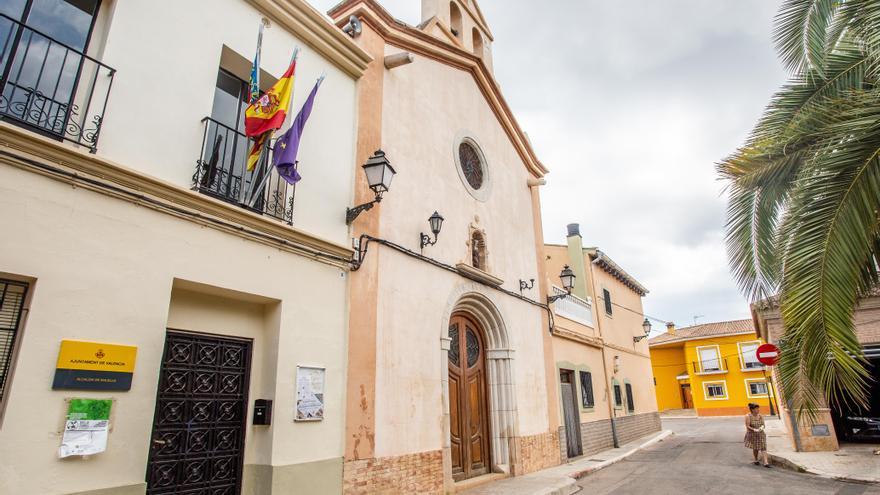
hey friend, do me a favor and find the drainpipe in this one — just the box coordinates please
[787,400,803,452]
[567,224,620,449]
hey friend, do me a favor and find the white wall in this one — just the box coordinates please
[371,47,549,457]
[95,0,358,246]
[0,164,349,494]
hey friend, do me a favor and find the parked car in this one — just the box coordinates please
[839,416,880,442]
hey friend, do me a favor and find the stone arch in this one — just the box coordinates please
[440,282,518,485]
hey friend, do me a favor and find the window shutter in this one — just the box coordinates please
[579,371,594,408]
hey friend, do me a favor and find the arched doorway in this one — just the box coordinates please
[448,313,491,481]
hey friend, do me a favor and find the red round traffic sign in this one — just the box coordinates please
[756,343,780,366]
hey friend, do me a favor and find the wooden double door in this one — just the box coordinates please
[448,314,491,481]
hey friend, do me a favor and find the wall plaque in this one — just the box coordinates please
[52,340,137,391]
[811,424,830,436]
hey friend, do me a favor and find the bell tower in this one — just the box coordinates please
[420,0,494,69]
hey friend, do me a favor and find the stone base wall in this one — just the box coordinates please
[342,450,444,495]
[519,430,561,474]
[615,412,661,445]
[558,419,616,460]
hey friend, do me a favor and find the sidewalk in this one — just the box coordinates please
[459,430,673,495]
[765,417,880,484]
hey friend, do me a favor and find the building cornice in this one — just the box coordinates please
[648,331,758,348]
[551,327,603,349]
[247,0,373,79]
[0,123,353,268]
[328,0,549,178]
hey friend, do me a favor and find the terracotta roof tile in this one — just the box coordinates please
[648,319,755,346]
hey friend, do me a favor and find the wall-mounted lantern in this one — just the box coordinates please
[634,318,653,343]
[547,265,575,303]
[420,211,444,250]
[346,150,396,225]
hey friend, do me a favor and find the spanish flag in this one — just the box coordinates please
[246,132,270,172]
[244,58,297,137]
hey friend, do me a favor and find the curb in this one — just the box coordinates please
[568,430,674,479]
[768,453,880,485]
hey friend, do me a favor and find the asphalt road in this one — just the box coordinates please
[576,417,880,495]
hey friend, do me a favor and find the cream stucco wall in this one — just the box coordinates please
[366,44,550,457]
[0,161,351,494]
[92,0,358,246]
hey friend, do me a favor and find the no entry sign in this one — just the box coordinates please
[756,343,780,366]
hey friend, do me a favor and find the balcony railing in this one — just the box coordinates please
[693,358,728,375]
[0,13,115,152]
[552,285,593,326]
[741,360,765,371]
[193,117,296,224]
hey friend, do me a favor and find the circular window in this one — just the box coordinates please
[459,142,484,190]
[453,133,491,201]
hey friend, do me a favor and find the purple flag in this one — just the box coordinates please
[272,77,323,184]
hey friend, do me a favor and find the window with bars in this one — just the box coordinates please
[613,383,622,407]
[0,280,28,402]
[625,383,635,412]
[579,371,594,408]
[603,288,612,315]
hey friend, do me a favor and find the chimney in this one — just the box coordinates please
[564,223,589,300]
[666,322,676,335]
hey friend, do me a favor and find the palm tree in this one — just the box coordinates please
[719,0,880,418]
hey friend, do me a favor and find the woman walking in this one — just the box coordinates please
[745,403,770,467]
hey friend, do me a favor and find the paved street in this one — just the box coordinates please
[577,418,880,495]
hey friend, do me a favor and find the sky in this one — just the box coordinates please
[312,0,788,332]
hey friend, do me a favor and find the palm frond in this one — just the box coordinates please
[776,90,880,416]
[774,0,838,76]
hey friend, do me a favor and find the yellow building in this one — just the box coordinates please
[649,320,777,417]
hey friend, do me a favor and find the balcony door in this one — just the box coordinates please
[0,0,101,141]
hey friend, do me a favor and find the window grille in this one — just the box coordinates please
[0,280,28,402]
[579,371,594,408]
[613,384,622,406]
[625,383,635,412]
[603,288,612,315]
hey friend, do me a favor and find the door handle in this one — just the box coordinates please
[152,439,167,445]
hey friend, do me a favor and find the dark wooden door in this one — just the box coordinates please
[681,384,693,409]
[146,330,252,495]
[448,314,490,481]
[560,370,583,458]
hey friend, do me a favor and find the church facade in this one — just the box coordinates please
[330,0,563,492]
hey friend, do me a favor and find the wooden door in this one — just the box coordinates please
[146,330,252,494]
[560,370,583,458]
[448,314,490,481]
[681,384,693,409]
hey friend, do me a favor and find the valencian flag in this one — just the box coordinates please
[249,22,264,104]
[272,76,324,184]
[245,57,297,137]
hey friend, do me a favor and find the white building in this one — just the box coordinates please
[0,0,369,493]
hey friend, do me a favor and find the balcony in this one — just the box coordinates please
[551,285,593,326]
[192,117,296,225]
[741,361,766,372]
[692,358,728,375]
[0,13,115,152]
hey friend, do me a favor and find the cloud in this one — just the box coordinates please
[310,0,787,327]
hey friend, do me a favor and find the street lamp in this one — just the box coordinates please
[634,318,652,342]
[420,211,444,249]
[346,150,396,224]
[547,265,576,303]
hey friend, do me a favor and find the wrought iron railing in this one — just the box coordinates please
[0,13,115,152]
[193,117,296,225]
[552,285,593,326]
